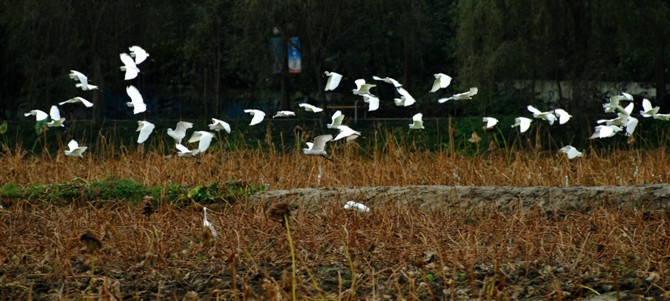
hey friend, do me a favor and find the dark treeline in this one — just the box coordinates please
[0,0,668,126]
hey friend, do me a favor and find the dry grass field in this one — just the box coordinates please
[1,134,670,300]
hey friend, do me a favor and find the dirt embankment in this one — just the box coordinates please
[253,184,670,212]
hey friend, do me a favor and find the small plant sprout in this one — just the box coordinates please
[298,103,323,113]
[409,113,425,130]
[343,200,370,213]
[560,145,583,159]
[203,207,218,238]
[244,109,266,126]
[64,139,87,158]
[136,120,155,144]
[429,73,452,93]
[324,71,343,91]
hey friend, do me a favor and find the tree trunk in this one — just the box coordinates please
[655,42,666,105]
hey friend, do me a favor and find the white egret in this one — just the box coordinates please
[482,117,499,129]
[167,121,194,144]
[429,73,452,93]
[119,53,140,80]
[59,96,93,108]
[590,125,622,139]
[244,109,266,126]
[136,120,155,144]
[47,105,65,127]
[303,134,333,157]
[327,110,345,129]
[362,94,380,111]
[603,92,633,113]
[438,87,478,103]
[653,113,670,121]
[208,118,231,133]
[129,45,149,65]
[372,75,402,88]
[352,79,376,95]
[176,143,198,157]
[394,87,416,107]
[126,85,146,114]
[203,207,218,238]
[553,108,572,124]
[527,105,557,125]
[560,145,583,159]
[188,131,215,153]
[64,139,87,158]
[409,113,424,130]
[343,201,370,213]
[24,109,48,121]
[273,111,295,118]
[324,71,343,91]
[512,117,533,133]
[298,103,323,113]
[334,125,361,141]
[640,98,660,117]
[69,70,99,91]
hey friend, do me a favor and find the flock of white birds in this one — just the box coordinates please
[23,45,668,166]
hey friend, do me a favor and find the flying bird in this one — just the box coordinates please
[69,70,99,91]
[438,87,478,103]
[394,87,416,107]
[167,121,194,144]
[372,75,403,88]
[64,139,87,158]
[430,73,452,93]
[640,98,660,118]
[334,125,361,141]
[603,92,633,113]
[244,109,266,126]
[303,134,333,158]
[59,96,93,108]
[298,103,323,113]
[590,124,622,139]
[126,85,146,114]
[208,118,231,133]
[46,105,65,127]
[24,109,48,121]
[409,113,424,130]
[273,111,296,118]
[553,109,572,125]
[119,53,140,80]
[136,120,155,144]
[482,117,499,129]
[560,145,583,159]
[188,131,215,153]
[175,143,198,157]
[324,71,343,91]
[327,110,345,129]
[512,117,533,133]
[129,45,149,65]
[362,94,380,111]
[352,79,376,95]
[527,105,557,125]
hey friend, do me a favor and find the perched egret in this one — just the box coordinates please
[59,96,93,108]
[303,134,333,158]
[208,118,231,133]
[640,98,660,118]
[430,73,452,93]
[362,94,380,111]
[409,113,424,130]
[560,145,583,159]
[188,131,215,153]
[372,75,402,88]
[46,105,65,127]
[128,45,149,65]
[203,207,218,238]
[24,109,48,121]
[244,109,266,126]
[527,105,557,125]
[64,139,87,158]
[482,117,499,129]
[69,70,99,91]
[119,53,140,80]
[324,71,343,91]
[167,121,194,144]
[438,87,478,103]
[136,120,155,144]
[343,201,371,213]
[334,125,361,141]
[553,109,572,125]
[298,103,323,113]
[327,110,345,129]
[394,87,416,107]
[512,117,533,133]
[352,79,376,95]
[273,111,296,118]
[176,143,198,157]
[126,85,147,114]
